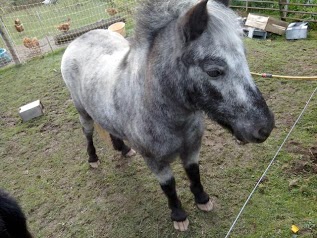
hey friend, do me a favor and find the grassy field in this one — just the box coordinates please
[0,34,317,237]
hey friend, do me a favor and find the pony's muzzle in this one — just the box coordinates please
[251,125,272,143]
[235,110,275,144]
[249,111,275,143]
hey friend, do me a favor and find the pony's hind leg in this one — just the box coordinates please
[110,134,136,157]
[79,112,100,168]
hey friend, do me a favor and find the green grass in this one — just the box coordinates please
[0,34,317,237]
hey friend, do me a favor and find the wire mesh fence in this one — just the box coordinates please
[0,0,138,67]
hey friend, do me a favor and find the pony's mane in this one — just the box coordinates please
[134,0,192,42]
[134,0,241,43]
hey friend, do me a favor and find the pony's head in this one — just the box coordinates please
[135,0,274,143]
[177,0,274,143]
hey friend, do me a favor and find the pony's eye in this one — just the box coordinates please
[207,70,224,78]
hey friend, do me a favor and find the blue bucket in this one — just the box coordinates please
[0,48,12,67]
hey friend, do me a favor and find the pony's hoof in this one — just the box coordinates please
[197,199,213,212]
[89,160,100,168]
[125,149,136,157]
[173,218,189,231]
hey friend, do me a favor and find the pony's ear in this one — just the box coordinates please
[180,0,209,43]
[215,0,230,7]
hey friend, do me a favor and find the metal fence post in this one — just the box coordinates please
[0,16,21,65]
[36,11,54,53]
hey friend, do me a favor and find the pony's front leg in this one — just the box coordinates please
[146,161,189,231]
[181,150,213,212]
[161,177,189,231]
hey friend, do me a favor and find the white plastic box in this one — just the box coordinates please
[286,22,308,40]
[19,100,44,122]
[246,27,267,40]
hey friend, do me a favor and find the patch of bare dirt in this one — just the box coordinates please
[39,122,61,134]
[0,112,20,127]
[284,140,317,175]
[309,146,317,163]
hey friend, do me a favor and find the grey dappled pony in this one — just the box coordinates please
[61,0,274,231]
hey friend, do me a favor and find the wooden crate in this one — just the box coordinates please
[245,13,289,35]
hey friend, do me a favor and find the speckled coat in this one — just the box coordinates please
[61,0,274,230]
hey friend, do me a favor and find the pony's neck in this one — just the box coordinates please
[130,20,193,117]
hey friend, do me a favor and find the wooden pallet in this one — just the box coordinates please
[54,16,125,45]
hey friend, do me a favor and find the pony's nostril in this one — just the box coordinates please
[253,127,271,143]
[258,127,270,138]
[251,127,271,143]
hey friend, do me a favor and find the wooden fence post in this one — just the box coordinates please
[279,0,289,21]
[0,16,21,65]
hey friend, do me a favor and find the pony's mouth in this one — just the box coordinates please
[234,128,271,144]
[233,132,249,145]
[235,138,248,145]
[213,118,252,145]
[215,119,247,144]
[220,122,250,144]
